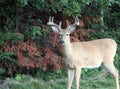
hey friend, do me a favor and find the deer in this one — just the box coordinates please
[47,16,119,89]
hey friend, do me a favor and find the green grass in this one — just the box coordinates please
[1,71,120,89]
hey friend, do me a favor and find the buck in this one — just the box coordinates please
[47,17,119,89]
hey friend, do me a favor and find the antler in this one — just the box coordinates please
[47,16,79,33]
[68,16,79,27]
[47,16,61,30]
[67,16,79,32]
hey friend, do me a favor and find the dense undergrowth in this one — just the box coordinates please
[0,0,120,80]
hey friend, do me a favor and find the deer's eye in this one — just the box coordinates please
[66,34,69,36]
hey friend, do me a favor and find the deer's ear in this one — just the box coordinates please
[69,26,77,33]
[50,26,60,33]
[66,16,79,33]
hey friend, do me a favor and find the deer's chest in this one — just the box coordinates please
[64,54,80,69]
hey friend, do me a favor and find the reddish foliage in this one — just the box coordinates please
[0,14,93,76]
[72,29,94,41]
[0,40,63,72]
[43,47,63,71]
[0,28,92,74]
[48,31,62,52]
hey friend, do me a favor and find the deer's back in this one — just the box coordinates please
[71,38,117,62]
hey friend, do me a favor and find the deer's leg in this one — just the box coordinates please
[67,68,75,89]
[75,67,81,89]
[103,62,119,89]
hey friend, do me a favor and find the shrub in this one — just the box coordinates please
[0,52,17,76]
[0,0,119,78]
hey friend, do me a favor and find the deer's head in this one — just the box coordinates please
[47,17,79,45]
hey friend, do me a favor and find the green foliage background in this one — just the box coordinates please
[0,0,120,78]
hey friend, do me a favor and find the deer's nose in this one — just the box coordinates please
[60,40,65,44]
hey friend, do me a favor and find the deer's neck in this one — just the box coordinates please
[62,37,72,56]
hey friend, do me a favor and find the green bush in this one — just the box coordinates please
[0,52,17,63]
[0,68,6,75]
[0,52,18,76]
[33,0,82,16]
[0,31,24,46]
[23,26,42,40]
[36,69,65,80]
[114,54,120,71]
[0,0,119,78]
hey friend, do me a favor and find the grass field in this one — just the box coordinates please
[0,70,120,89]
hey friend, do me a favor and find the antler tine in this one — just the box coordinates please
[59,21,62,28]
[75,16,79,25]
[49,17,50,22]
[67,16,79,28]
[49,16,51,22]
[75,16,77,22]
[75,16,78,22]
[66,20,70,27]
[48,16,54,24]
[48,16,55,23]
[52,17,54,22]
[47,16,61,30]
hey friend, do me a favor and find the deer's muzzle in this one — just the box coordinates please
[60,40,65,44]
